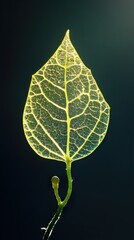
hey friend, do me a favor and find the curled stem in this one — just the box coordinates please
[42,159,72,240]
[51,176,61,204]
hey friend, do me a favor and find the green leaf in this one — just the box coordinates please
[23,30,110,162]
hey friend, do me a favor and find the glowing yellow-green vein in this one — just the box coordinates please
[64,31,71,159]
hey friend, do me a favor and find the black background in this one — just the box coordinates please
[2,0,134,240]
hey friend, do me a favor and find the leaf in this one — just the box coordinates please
[23,30,110,162]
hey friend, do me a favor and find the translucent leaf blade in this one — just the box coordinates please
[23,30,110,162]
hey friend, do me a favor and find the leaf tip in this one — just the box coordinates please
[66,29,70,38]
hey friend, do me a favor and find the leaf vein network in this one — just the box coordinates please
[34,79,65,111]
[71,109,103,159]
[31,109,65,157]
[26,123,63,159]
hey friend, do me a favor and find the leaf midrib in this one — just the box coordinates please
[64,56,71,159]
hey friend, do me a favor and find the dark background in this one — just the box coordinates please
[2,0,134,239]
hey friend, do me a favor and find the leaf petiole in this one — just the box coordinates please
[42,158,73,240]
